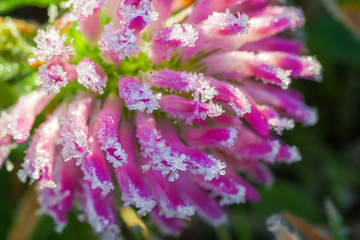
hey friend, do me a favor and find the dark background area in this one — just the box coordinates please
[0,0,360,239]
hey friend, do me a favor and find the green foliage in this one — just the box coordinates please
[0,0,61,14]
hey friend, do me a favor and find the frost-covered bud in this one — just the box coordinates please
[149,69,216,102]
[117,0,158,32]
[98,22,138,63]
[150,24,198,63]
[33,26,74,63]
[200,9,250,36]
[39,64,68,94]
[76,57,107,94]
[56,94,94,165]
[118,77,160,113]
[67,0,106,21]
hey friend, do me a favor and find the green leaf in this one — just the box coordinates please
[0,0,61,14]
[0,80,18,109]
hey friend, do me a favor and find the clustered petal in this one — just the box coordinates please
[0,0,321,238]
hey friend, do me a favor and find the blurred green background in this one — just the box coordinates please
[0,0,360,239]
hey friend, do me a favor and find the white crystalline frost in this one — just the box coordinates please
[220,128,238,148]
[126,84,160,114]
[66,0,106,21]
[76,58,106,94]
[228,87,251,117]
[275,69,292,89]
[168,23,198,47]
[202,9,250,35]
[56,111,90,166]
[122,181,156,216]
[140,132,188,181]
[181,72,218,102]
[97,121,128,168]
[268,117,295,135]
[118,0,158,25]
[99,22,138,61]
[219,184,246,206]
[33,26,74,61]
[39,64,68,94]
[193,155,226,181]
[82,166,115,196]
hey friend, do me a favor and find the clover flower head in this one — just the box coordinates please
[0,0,322,238]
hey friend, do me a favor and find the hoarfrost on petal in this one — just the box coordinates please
[39,64,68,94]
[33,26,74,62]
[76,57,106,94]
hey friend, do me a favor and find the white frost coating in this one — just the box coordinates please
[220,128,238,148]
[33,26,74,61]
[287,146,302,163]
[122,181,156,216]
[126,84,160,114]
[37,185,71,233]
[140,132,188,181]
[268,117,295,135]
[17,115,59,188]
[118,0,158,25]
[181,72,218,102]
[201,9,250,35]
[228,87,251,117]
[167,23,199,47]
[275,69,292,89]
[304,107,319,126]
[97,121,128,168]
[193,155,226,181]
[76,58,106,94]
[39,64,68,94]
[69,0,106,21]
[99,22,138,61]
[56,111,90,166]
[83,187,120,240]
[82,166,115,196]
[159,202,196,219]
[219,184,246,206]
[263,140,281,163]
[302,56,322,81]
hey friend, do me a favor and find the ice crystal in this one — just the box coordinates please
[201,9,250,36]
[39,64,68,94]
[97,117,128,168]
[33,27,74,62]
[99,22,138,62]
[76,57,106,94]
[119,77,160,113]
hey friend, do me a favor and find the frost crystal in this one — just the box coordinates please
[220,128,238,148]
[97,116,128,168]
[155,23,198,47]
[123,181,156,216]
[181,72,217,102]
[67,0,106,21]
[39,64,68,94]
[150,70,218,103]
[140,132,188,181]
[194,155,226,181]
[201,9,250,36]
[99,22,138,62]
[118,0,158,29]
[33,27,74,62]
[76,57,106,94]
[119,77,160,113]
[220,184,246,206]
[56,96,93,166]
[82,166,115,196]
